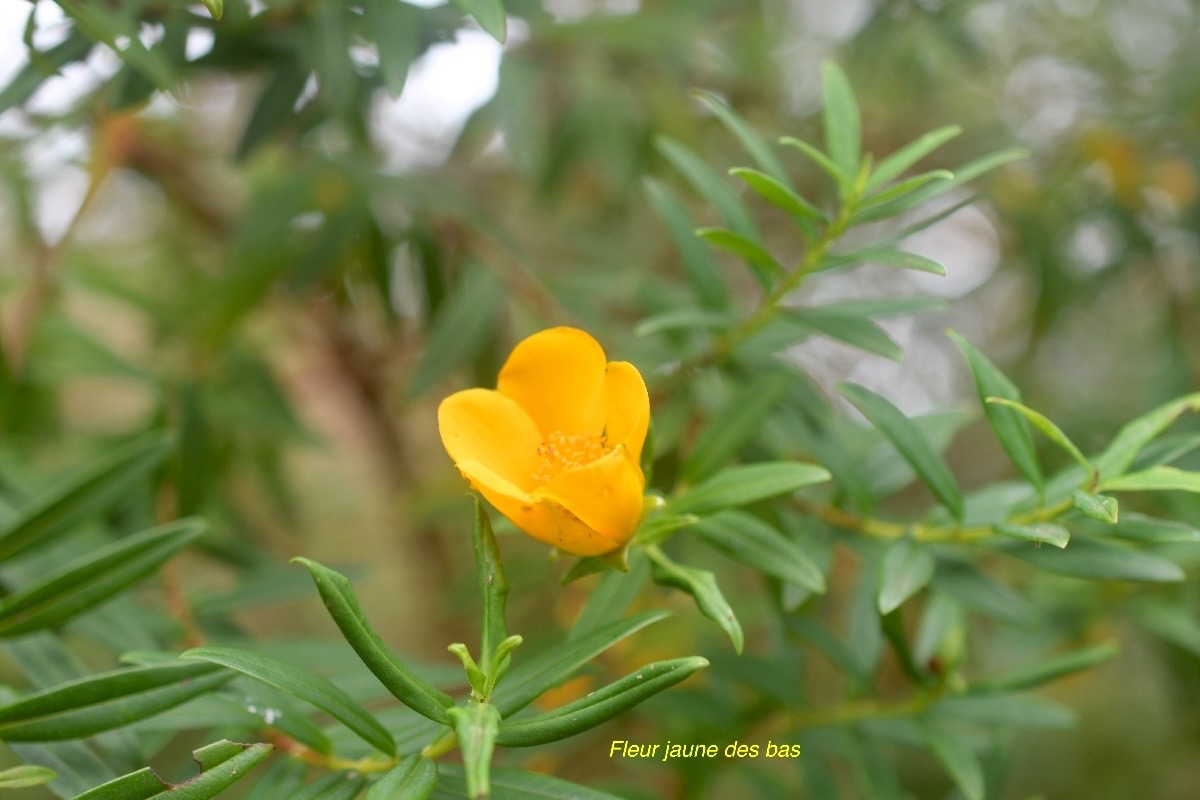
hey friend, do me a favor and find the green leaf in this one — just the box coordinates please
[180,646,396,755]
[1072,491,1118,523]
[929,694,1075,729]
[0,661,233,742]
[367,755,439,800]
[495,656,707,746]
[470,501,509,683]
[691,511,825,593]
[365,0,419,96]
[0,434,173,562]
[839,383,963,519]
[408,264,503,396]
[202,0,223,21]
[670,462,831,515]
[292,558,455,724]
[931,560,1038,626]
[986,398,1094,478]
[568,553,650,637]
[492,611,667,716]
[947,331,1042,489]
[236,64,309,158]
[635,308,735,337]
[786,310,903,361]
[821,62,861,178]
[1093,392,1200,479]
[867,125,962,190]
[656,137,759,239]
[856,148,1026,224]
[730,168,823,223]
[632,512,699,547]
[647,548,743,652]
[0,519,204,637]
[1097,512,1200,544]
[999,537,1184,582]
[858,170,954,211]
[779,136,851,194]
[696,227,785,288]
[73,740,272,800]
[822,246,946,275]
[877,538,934,614]
[643,178,728,309]
[994,523,1070,549]
[294,772,367,800]
[0,31,93,115]
[0,765,56,789]
[919,722,984,800]
[971,642,1119,693]
[1101,466,1200,494]
[436,766,629,800]
[447,702,500,800]
[691,91,788,181]
[57,0,176,92]
[450,0,506,43]
[683,371,792,482]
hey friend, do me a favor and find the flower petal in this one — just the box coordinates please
[438,388,542,493]
[497,327,608,437]
[459,459,621,557]
[535,445,644,549]
[603,361,650,463]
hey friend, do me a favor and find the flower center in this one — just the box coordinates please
[532,431,610,483]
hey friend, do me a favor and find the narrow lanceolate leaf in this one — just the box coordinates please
[1072,491,1118,523]
[0,519,205,637]
[1101,466,1200,494]
[366,755,438,800]
[202,0,224,21]
[1100,512,1200,544]
[648,549,743,653]
[656,137,759,239]
[692,91,789,182]
[495,657,707,746]
[635,308,735,337]
[779,136,851,194]
[971,642,1119,694]
[995,523,1070,549]
[180,646,396,756]
[449,0,506,43]
[692,511,825,593]
[839,384,963,519]
[633,513,699,547]
[73,740,272,800]
[919,723,985,800]
[822,246,946,276]
[448,702,500,800]
[0,31,93,115]
[365,0,419,96]
[492,611,668,716]
[786,311,903,362]
[0,764,56,789]
[0,434,173,562]
[696,227,784,289]
[293,558,454,723]
[438,766,630,800]
[948,331,1042,490]
[1093,392,1200,479]
[293,772,366,800]
[986,398,1094,477]
[821,62,861,178]
[408,265,503,396]
[857,170,954,211]
[682,371,792,483]
[643,178,727,309]
[867,125,962,190]
[670,462,831,515]
[730,168,823,222]
[0,661,233,741]
[999,537,1184,582]
[877,538,935,614]
[471,501,509,680]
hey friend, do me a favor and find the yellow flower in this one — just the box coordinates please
[438,327,650,556]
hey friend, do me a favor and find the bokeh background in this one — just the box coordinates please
[1,0,1199,798]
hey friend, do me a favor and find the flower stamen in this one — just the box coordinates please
[533,431,610,483]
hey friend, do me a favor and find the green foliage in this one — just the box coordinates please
[1,1,1199,798]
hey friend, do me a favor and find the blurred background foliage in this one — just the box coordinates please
[0,0,1199,798]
